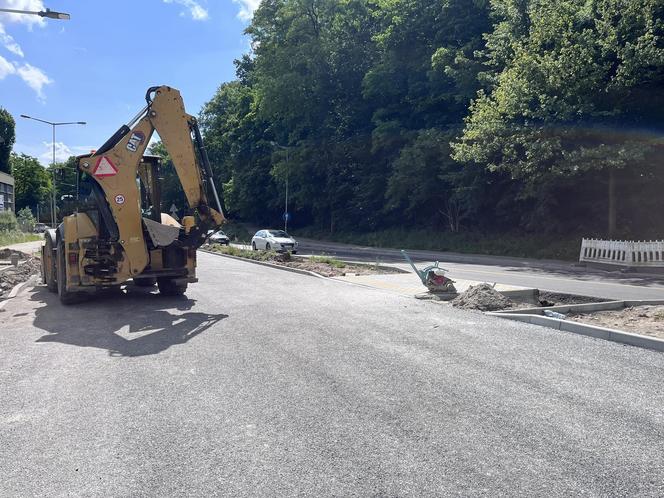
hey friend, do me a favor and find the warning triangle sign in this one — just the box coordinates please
[93,156,118,177]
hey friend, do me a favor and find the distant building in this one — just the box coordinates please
[0,171,15,212]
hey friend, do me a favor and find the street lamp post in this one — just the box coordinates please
[20,115,85,227]
[270,142,291,232]
[0,7,71,20]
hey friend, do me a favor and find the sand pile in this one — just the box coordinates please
[452,283,513,311]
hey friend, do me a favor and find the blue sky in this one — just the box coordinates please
[0,0,259,165]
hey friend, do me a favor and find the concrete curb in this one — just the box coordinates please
[495,299,664,315]
[199,249,325,279]
[499,288,539,303]
[0,274,38,311]
[487,311,664,352]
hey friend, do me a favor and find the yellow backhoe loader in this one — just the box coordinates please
[41,85,225,304]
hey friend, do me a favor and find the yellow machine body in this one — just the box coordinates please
[42,86,225,303]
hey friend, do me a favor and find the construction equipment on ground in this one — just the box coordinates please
[41,86,224,304]
[401,250,457,294]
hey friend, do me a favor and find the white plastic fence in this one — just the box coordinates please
[579,238,664,267]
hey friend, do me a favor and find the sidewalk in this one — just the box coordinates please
[333,272,538,302]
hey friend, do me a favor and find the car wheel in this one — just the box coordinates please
[252,242,257,251]
[292,250,297,254]
[266,243,271,251]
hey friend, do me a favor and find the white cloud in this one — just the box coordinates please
[0,0,46,28]
[0,56,52,98]
[232,0,260,21]
[0,24,23,56]
[39,142,94,165]
[0,1,53,99]
[0,54,15,78]
[163,0,209,21]
[16,62,51,100]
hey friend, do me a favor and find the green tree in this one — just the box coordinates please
[9,153,52,212]
[16,207,36,232]
[0,211,17,231]
[454,0,664,236]
[0,108,15,174]
[200,80,279,223]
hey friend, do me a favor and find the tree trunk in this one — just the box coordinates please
[608,169,617,238]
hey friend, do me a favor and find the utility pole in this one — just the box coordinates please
[285,147,289,232]
[20,115,86,227]
[270,141,292,232]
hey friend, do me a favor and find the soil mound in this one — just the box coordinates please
[452,283,513,311]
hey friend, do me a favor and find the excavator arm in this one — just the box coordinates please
[76,85,224,278]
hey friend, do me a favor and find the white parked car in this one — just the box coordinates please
[251,229,298,253]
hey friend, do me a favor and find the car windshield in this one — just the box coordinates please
[214,231,226,236]
[268,230,289,238]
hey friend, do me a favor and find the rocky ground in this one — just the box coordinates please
[0,251,41,298]
[279,258,403,277]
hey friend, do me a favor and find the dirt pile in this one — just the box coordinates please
[0,248,28,260]
[0,253,40,298]
[569,305,664,340]
[452,283,513,311]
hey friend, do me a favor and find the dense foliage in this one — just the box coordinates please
[0,210,17,231]
[197,0,664,241]
[16,207,36,232]
[0,108,15,174]
[9,153,51,213]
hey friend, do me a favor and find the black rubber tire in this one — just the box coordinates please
[252,242,257,251]
[43,235,57,293]
[157,277,188,296]
[57,239,79,305]
[266,243,271,250]
[292,250,297,254]
[134,277,157,287]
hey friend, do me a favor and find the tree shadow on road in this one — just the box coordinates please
[29,285,228,357]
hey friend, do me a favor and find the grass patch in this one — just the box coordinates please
[309,255,346,268]
[208,243,277,261]
[0,230,41,248]
[295,227,581,261]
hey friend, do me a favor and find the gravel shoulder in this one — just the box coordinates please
[569,305,664,340]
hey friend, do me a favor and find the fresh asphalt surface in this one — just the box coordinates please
[2,252,664,496]
[296,238,664,301]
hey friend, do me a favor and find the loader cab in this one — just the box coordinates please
[137,154,163,223]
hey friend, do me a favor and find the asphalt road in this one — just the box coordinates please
[2,252,664,496]
[296,238,664,300]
